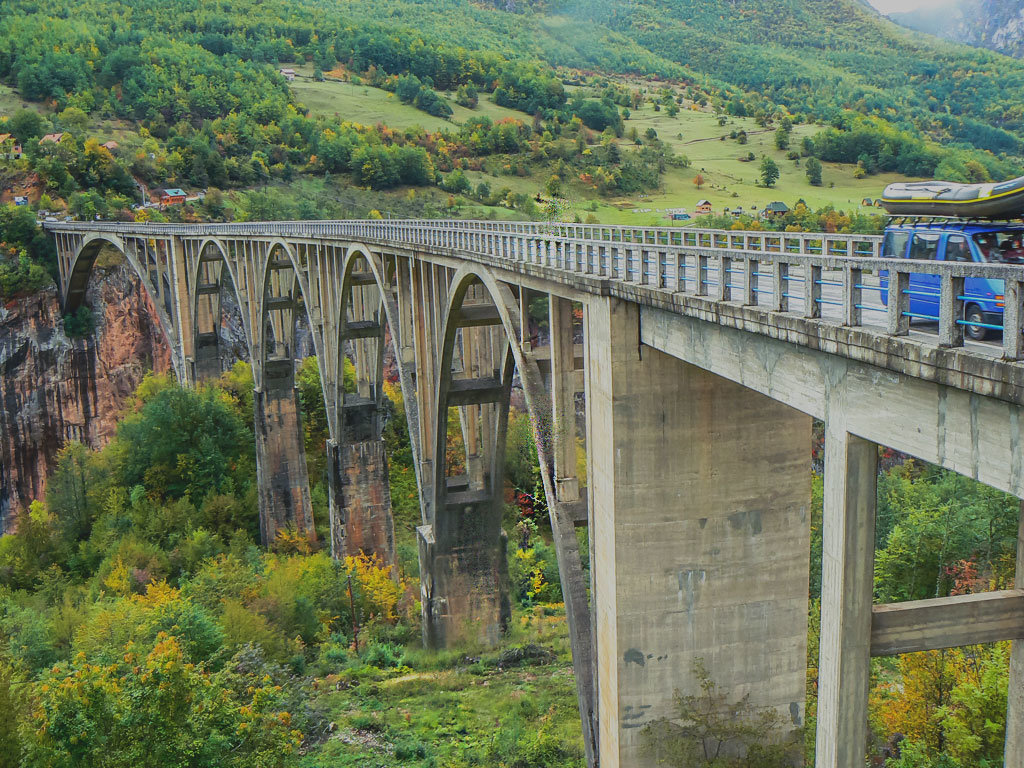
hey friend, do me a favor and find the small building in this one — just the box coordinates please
[279,68,296,81]
[861,197,873,207]
[157,188,187,207]
[13,196,28,206]
[39,132,65,145]
[762,201,789,218]
[101,140,119,152]
[695,199,712,215]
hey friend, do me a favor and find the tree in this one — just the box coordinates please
[759,156,780,187]
[774,125,790,150]
[641,658,798,767]
[544,174,561,197]
[693,173,705,189]
[8,109,47,142]
[806,157,823,186]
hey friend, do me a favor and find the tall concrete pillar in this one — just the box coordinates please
[1005,500,1024,761]
[326,437,396,564]
[585,297,811,768]
[815,423,877,768]
[254,362,314,547]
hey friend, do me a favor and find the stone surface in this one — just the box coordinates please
[327,438,397,563]
[0,264,170,532]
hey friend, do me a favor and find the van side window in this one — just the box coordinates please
[883,232,909,258]
[909,233,940,260]
[945,235,971,262]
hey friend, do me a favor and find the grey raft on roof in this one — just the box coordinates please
[881,176,1024,218]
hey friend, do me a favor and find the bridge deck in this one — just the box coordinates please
[45,218,1024,403]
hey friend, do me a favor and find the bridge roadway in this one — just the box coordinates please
[44,219,1024,767]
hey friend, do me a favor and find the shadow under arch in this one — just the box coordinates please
[63,232,185,380]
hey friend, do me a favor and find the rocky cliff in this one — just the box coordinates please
[890,0,1024,58]
[0,258,171,532]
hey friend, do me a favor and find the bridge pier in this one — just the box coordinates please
[254,363,315,547]
[586,297,810,768]
[418,506,511,649]
[326,437,396,563]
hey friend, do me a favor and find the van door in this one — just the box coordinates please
[905,232,941,320]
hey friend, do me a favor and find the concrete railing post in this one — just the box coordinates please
[939,273,966,348]
[887,270,910,336]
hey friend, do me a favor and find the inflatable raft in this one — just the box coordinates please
[881,176,1024,218]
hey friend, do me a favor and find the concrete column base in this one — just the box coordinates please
[326,437,397,565]
[254,385,314,547]
[418,502,511,649]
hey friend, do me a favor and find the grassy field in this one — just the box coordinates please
[0,83,38,116]
[287,76,917,226]
[300,605,584,768]
[290,70,523,132]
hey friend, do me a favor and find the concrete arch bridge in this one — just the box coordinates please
[46,218,1024,768]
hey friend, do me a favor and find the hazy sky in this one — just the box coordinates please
[866,0,953,13]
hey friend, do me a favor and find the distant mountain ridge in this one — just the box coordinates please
[890,0,1024,57]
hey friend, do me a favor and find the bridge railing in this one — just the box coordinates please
[47,219,1024,359]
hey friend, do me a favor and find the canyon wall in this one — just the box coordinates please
[0,258,171,532]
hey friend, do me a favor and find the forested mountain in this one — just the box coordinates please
[891,0,1024,59]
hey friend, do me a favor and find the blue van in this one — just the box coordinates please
[879,222,1024,340]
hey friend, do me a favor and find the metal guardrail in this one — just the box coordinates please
[45,219,1024,361]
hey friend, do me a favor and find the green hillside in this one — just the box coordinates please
[1,0,1022,270]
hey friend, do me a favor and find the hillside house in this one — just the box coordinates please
[101,141,119,152]
[157,188,187,207]
[762,201,789,219]
[279,68,296,81]
[39,133,65,145]
[695,199,712,215]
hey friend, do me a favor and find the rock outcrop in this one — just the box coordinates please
[890,0,1024,58]
[0,259,171,532]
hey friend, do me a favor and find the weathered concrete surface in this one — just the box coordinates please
[418,506,511,649]
[586,297,811,768]
[327,437,396,563]
[816,427,877,768]
[254,377,315,546]
[641,306,1024,500]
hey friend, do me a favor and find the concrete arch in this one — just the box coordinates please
[63,232,185,380]
[337,243,423,489]
[189,237,252,382]
[422,264,523,649]
[251,238,317,545]
[323,243,416,563]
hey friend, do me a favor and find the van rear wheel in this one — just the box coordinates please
[965,304,989,341]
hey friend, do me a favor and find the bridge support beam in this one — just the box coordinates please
[815,425,877,768]
[254,371,315,547]
[326,437,397,563]
[586,297,810,768]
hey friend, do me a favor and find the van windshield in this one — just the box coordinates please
[972,229,1024,263]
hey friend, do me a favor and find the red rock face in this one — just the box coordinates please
[0,264,171,531]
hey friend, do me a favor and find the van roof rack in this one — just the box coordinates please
[887,215,1024,230]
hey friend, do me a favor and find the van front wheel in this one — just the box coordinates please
[965,304,990,341]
